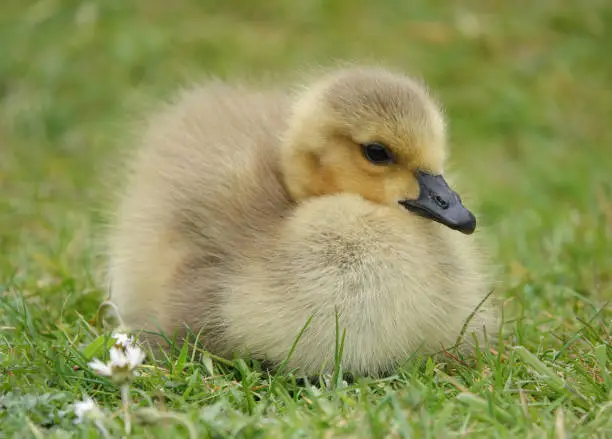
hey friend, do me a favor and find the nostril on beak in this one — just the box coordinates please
[431,192,449,210]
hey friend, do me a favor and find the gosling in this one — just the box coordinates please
[107,66,498,377]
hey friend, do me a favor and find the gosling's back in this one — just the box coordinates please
[108,83,293,347]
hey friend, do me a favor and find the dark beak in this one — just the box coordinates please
[399,171,476,234]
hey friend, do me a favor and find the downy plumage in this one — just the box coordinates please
[107,66,498,377]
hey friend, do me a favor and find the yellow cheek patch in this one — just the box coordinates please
[296,152,342,198]
[384,172,420,201]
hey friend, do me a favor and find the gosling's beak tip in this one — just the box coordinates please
[453,211,476,235]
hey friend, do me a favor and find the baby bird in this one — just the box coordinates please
[107,66,498,377]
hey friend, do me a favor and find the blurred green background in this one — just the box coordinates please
[1,0,611,365]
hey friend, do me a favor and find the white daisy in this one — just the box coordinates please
[87,339,145,383]
[73,397,103,423]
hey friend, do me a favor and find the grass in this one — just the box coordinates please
[1,0,611,437]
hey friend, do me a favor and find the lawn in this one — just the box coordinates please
[1,0,611,437]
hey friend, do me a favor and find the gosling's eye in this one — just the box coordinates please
[361,143,395,165]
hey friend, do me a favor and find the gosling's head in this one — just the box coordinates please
[280,67,476,234]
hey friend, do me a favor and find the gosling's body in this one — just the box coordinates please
[108,68,497,377]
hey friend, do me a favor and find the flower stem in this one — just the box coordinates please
[94,420,111,439]
[121,383,131,435]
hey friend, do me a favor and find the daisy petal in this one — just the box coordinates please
[112,332,133,348]
[74,397,96,422]
[126,345,145,369]
[88,359,113,376]
[109,346,128,368]
[73,397,103,424]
